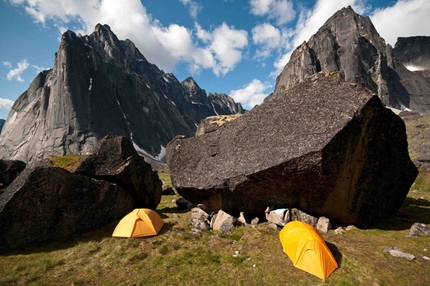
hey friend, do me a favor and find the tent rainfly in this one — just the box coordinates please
[112,208,164,237]
[279,221,338,280]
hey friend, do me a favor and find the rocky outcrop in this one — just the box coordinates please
[0,166,134,253]
[0,159,26,187]
[274,6,430,114]
[75,134,162,209]
[167,72,418,228]
[0,24,244,164]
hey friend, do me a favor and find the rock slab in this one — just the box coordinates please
[75,134,162,209]
[167,72,418,228]
[0,166,134,253]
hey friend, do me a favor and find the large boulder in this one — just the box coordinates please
[75,134,162,209]
[0,166,134,253]
[166,72,418,228]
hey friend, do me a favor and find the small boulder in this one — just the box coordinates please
[316,216,332,234]
[266,208,288,226]
[408,222,430,237]
[290,208,318,227]
[212,210,236,232]
[189,208,210,230]
[176,197,192,210]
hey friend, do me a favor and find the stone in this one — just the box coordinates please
[316,216,332,234]
[161,187,175,196]
[176,197,192,210]
[238,212,247,225]
[290,208,319,227]
[75,134,162,209]
[346,225,358,231]
[250,217,260,225]
[167,72,417,228]
[211,210,236,232]
[389,249,416,261]
[0,159,26,187]
[334,227,345,235]
[266,208,288,226]
[0,166,134,253]
[189,207,210,230]
[407,222,430,237]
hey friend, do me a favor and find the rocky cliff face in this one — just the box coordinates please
[0,24,244,164]
[274,6,430,114]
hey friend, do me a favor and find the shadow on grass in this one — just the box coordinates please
[371,197,430,231]
[326,241,343,266]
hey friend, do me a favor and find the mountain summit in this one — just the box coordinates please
[273,6,430,113]
[0,24,243,164]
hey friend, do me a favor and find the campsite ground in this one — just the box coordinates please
[0,169,429,286]
[1,114,430,285]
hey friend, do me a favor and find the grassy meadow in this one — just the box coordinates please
[1,168,429,286]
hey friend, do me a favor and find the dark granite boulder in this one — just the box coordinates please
[167,72,418,228]
[75,134,162,209]
[0,166,133,253]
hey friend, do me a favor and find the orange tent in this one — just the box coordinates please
[112,208,164,237]
[279,221,338,280]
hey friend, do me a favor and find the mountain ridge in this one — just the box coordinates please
[0,24,244,164]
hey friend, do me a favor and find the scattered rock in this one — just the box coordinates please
[346,225,358,231]
[250,217,260,225]
[334,227,346,235]
[408,222,430,237]
[266,208,288,226]
[316,216,332,234]
[389,249,416,261]
[290,208,318,227]
[161,187,175,196]
[238,211,247,225]
[176,197,192,210]
[212,210,236,232]
[423,256,430,261]
[189,208,210,230]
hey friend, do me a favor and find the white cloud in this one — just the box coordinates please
[252,23,283,59]
[32,65,48,73]
[250,0,296,26]
[3,62,12,68]
[8,0,248,76]
[0,98,14,110]
[207,23,249,76]
[194,22,248,76]
[179,0,201,19]
[5,59,29,82]
[230,79,272,108]
[370,0,430,46]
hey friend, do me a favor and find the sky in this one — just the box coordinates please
[1,0,430,120]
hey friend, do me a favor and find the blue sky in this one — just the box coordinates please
[1,0,430,120]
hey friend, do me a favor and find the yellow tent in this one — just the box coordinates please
[279,221,338,280]
[112,208,164,237]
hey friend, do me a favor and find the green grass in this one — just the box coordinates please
[1,180,429,286]
[46,154,86,172]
